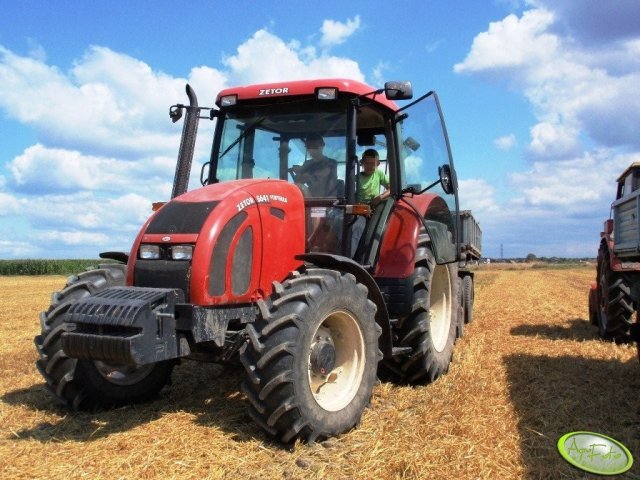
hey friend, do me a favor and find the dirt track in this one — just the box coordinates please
[1,268,638,479]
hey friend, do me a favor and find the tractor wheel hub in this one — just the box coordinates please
[310,340,336,376]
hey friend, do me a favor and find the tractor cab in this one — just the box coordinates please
[197,79,459,265]
[616,162,640,200]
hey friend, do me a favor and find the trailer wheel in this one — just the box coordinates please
[462,275,474,324]
[34,264,175,409]
[240,268,381,443]
[597,249,634,340]
[382,236,458,384]
[456,277,464,340]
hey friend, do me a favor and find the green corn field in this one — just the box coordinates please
[0,259,115,276]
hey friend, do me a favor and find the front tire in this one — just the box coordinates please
[240,268,381,443]
[34,264,175,409]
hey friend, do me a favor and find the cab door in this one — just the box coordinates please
[393,91,460,264]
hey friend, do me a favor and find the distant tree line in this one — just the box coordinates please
[485,255,595,264]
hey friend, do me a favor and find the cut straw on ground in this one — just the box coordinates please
[1,268,638,479]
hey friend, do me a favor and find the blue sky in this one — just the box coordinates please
[1,0,639,259]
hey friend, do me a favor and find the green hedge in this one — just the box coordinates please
[0,259,117,276]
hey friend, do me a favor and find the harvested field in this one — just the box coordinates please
[1,268,638,479]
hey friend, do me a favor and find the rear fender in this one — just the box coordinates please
[601,238,638,273]
[375,193,455,278]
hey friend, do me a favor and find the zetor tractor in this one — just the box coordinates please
[35,79,476,442]
[589,162,640,352]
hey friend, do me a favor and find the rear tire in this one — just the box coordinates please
[34,264,175,409]
[382,236,458,384]
[597,249,634,340]
[240,268,381,443]
[588,285,599,326]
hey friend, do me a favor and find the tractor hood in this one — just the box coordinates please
[141,179,289,236]
[126,178,305,305]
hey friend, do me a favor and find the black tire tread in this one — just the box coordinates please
[241,268,381,443]
[34,264,174,409]
[381,236,457,385]
[598,248,634,339]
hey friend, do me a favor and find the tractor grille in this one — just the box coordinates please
[134,260,191,301]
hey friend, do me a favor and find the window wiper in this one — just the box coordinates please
[219,116,265,159]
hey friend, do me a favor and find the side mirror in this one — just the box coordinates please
[200,161,211,186]
[438,164,456,195]
[403,136,420,152]
[384,81,413,100]
[170,104,183,123]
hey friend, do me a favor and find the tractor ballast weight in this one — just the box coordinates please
[35,79,481,442]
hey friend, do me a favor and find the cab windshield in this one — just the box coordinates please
[213,102,350,198]
[212,98,392,194]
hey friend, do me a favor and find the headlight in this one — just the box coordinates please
[139,244,160,260]
[316,87,337,100]
[219,94,237,106]
[171,245,193,260]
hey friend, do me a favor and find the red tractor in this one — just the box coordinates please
[35,79,478,442]
[589,162,640,352]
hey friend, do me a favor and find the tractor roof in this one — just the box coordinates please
[216,78,400,111]
[617,161,640,182]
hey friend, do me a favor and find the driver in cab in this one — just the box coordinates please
[290,134,342,197]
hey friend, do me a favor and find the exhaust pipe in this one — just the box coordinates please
[171,84,200,199]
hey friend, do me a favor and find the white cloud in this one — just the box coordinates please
[0,192,20,214]
[0,46,224,158]
[454,9,557,74]
[527,122,580,159]
[39,230,111,246]
[532,0,640,45]
[320,16,361,48]
[222,29,364,85]
[10,144,127,192]
[26,38,47,62]
[462,148,640,258]
[458,178,499,214]
[0,238,40,258]
[0,25,370,258]
[372,61,390,86]
[455,4,640,157]
[493,134,517,151]
[509,151,637,212]
[6,190,153,232]
[7,143,175,199]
